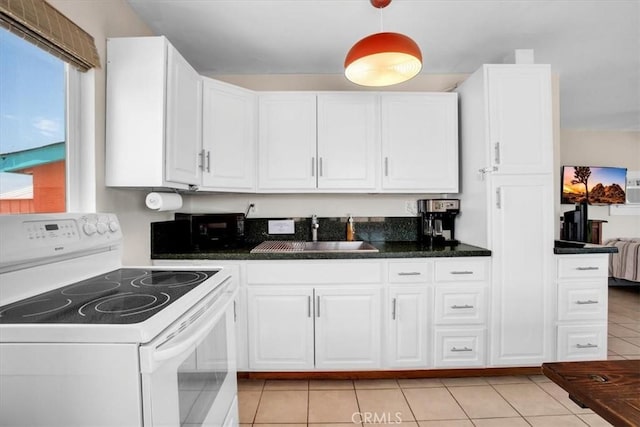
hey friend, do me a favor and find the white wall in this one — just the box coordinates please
[559,129,640,240]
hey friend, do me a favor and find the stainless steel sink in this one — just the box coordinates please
[251,240,379,253]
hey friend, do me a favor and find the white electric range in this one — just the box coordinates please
[0,213,239,427]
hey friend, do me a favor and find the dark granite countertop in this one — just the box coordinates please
[553,240,618,255]
[151,241,491,261]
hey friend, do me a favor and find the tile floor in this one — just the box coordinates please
[238,285,639,427]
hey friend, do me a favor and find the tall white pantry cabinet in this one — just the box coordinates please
[456,65,555,366]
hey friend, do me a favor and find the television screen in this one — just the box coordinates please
[561,166,627,205]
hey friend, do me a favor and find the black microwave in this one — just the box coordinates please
[151,213,246,254]
[174,213,245,250]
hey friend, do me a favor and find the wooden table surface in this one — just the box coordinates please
[542,360,640,427]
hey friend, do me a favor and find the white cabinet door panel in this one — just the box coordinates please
[387,286,429,368]
[165,46,202,185]
[247,287,314,370]
[381,93,458,192]
[258,93,317,190]
[317,93,379,190]
[490,174,554,366]
[314,287,381,370]
[201,78,256,191]
[486,65,553,175]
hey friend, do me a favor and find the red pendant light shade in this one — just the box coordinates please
[344,0,422,86]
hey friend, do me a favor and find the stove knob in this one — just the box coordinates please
[83,223,97,236]
[108,221,120,233]
[96,222,108,235]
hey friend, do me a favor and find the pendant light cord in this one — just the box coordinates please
[379,5,384,31]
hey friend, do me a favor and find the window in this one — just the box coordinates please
[0,27,67,213]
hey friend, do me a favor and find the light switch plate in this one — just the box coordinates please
[268,219,295,234]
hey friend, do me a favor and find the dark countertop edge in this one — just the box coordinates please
[554,247,618,255]
[151,242,492,260]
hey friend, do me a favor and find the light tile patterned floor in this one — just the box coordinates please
[238,285,639,426]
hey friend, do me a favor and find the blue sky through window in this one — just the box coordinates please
[0,27,65,193]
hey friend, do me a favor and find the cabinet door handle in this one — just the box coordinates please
[319,157,324,177]
[233,300,237,323]
[392,298,397,320]
[450,271,474,275]
[496,187,502,209]
[451,346,473,352]
[576,300,598,305]
[198,149,205,171]
[494,142,500,164]
[451,304,474,309]
[384,157,389,176]
[206,150,211,173]
[316,295,320,318]
[576,266,599,271]
[398,272,421,276]
[311,157,315,177]
[576,343,598,349]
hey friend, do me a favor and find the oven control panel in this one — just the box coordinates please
[0,213,123,272]
[24,219,80,244]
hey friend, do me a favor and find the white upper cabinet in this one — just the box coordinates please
[258,92,380,192]
[381,93,459,192]
[106,36,202,189]
[258,93,317,190]
[201,78,256,191]
[316,93,380,191]
[486,65,553,175]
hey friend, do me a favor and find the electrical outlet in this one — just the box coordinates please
[405,200,417,215]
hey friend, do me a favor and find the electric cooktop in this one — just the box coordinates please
[0,268,218,324]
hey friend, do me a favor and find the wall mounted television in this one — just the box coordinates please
[561,166,627,205]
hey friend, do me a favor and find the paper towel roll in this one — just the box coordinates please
[145,192,183,211]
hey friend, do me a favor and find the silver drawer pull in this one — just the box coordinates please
[576,266,599,271]
[576,343,598,349]
[451,346,473,352]
[398,272,421,276]
[576,300,598,305]
[451,304,474,309]
[450,271,474,275]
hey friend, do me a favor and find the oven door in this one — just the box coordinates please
[139,278,238,427]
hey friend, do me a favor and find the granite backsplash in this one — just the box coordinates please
[244,216,420,243]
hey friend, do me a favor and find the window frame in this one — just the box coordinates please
[65,65,96,213]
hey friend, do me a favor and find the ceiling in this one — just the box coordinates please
[127,0,640,131]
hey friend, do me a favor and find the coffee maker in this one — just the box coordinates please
[417,199,460,246]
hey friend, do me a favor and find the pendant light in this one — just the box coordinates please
[344,0,422,87]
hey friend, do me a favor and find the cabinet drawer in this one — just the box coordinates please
[434,259,486,282]
[434,328,485,367]
[558,281,607,321]
[247,261,382,284]
[557,324,607,361]
[557,255,608,279]
[434,286,486,325]
[388,261,431,283]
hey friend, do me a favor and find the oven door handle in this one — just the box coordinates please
[152,301,229,364]
[140,280,235,371]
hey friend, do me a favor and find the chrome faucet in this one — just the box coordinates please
[311,215,319,242]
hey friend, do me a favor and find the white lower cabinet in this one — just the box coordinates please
[314,287,382,370]
[433,259,489,368]
[386,286,429,368]
[247,286,382,370]
[246,261,383,371]
[247,287,315,370]
[555,254,609,361]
